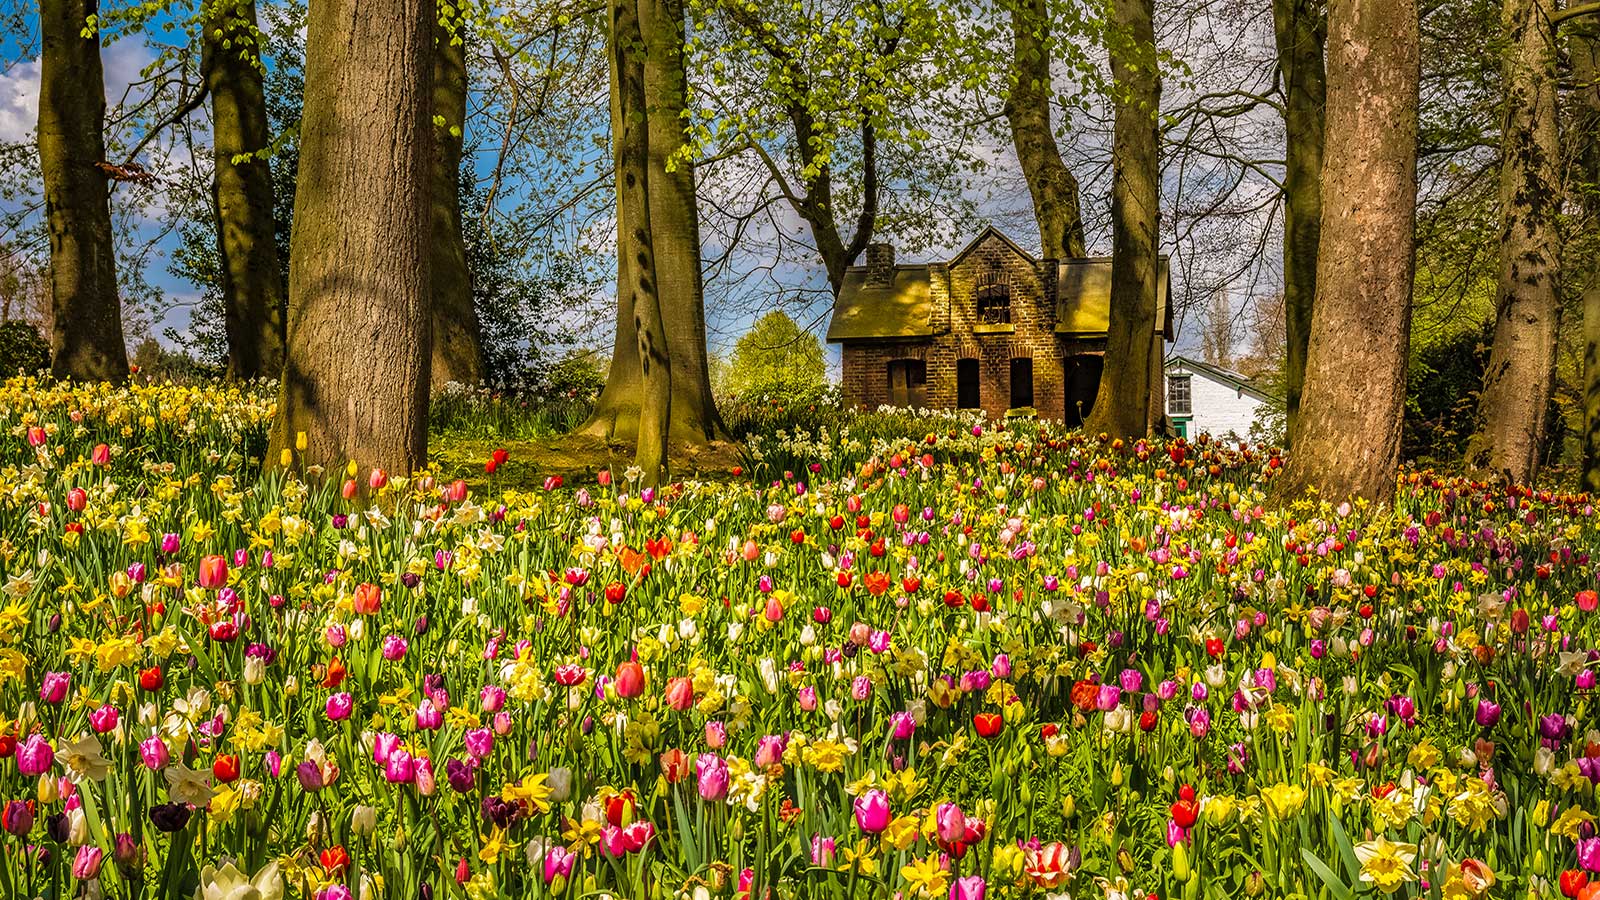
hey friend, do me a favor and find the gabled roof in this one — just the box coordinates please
[1165,354,1278,402]
[1054,256,1175,340]
[826,226,1177,343]
[825,265,935,342]
[948,225,1038,268]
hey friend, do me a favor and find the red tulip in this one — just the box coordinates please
[1562,870,1589,899]
[138,666,163,692]
[197,555,229,590]
[1170,784,1199,828]
[341,479,357,499]
[615,661,645,699]
[368,468,388,490]
[352,582,382,615]
[65,488,86,512]
[90,443,110,466]
[974,713,1003,738]
[212,754,240,783]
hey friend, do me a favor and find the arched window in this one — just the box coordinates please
[976,267,1011,325]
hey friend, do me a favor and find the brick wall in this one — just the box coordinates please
[840,232,1111,421]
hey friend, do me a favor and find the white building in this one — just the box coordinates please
[1164,355,1277,440]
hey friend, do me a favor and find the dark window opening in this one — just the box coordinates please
[1009,358,1034,409]
[1063,354,1103,427]
[887,359,928,408]
[956,358,981,409]
[976,267,1011,325]
[1168,374,1192,416]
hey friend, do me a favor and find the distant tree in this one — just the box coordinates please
[726,311,827,399]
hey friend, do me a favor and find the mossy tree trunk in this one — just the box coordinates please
[1083,0,1160,439]
[1006,0,1086,261]
[610,0,670,484]
[38,0,127,382]
[204,0,287,381]
[1576,27,1600,492]
[429,13,484,390]
[1466,0,1560,484]
[268,0,432,475]
[1278,0,1418,501]
[1273,0,1325,442]
[583,0,725,446]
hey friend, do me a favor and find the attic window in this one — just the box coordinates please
[976,267,1011,325]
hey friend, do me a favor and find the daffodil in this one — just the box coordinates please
[1354,837,1419,894]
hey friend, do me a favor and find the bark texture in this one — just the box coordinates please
[429,19,484,389]
[1083,0,1160,438]
[204,0,286,381]
[1272,0,1325,440]
[582,0,726,445]
[1007,0,1086,260]
[1577,28,1600,492]
[1278,0,1418,501]
[1466,0,1560,484]
[610,0,670,483]
[268,0,432,474]
[38,0,127,382]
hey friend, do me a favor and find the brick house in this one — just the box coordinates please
[826,226,1173,423]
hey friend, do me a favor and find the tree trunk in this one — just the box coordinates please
[38,0,127,382]
[204,0,286,381]
[1082,0,1160,438]
[1278,0,1418,502]
[429,16,483,389]
[583,0,726,445]
[268,0,432,475]
[1576,28,1600,492]
[1466,0,1560,484]
[1006,0,1087,260]
[610,0,670,483]
[1273,0,1325,442]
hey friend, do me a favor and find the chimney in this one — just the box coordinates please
[865,242,895,286]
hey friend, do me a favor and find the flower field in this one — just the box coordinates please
[1,379,1599,900]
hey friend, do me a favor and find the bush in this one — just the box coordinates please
[0,320,49,375]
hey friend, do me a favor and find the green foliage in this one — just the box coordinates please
[130,338,224,384]
[0,320,49,375]
[724,310,827,402]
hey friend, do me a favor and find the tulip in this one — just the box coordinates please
[352,582,382,615]
[696,753,729,802]
[853,789,890,833]
[139,736,170,771]
[615,661,645,698]
[72,845,103,879]
[88,705,119,734]
[464,728,493,758]
[2,799,33,837]
[326,693,353,721]
[16,735,52,776]
[197,555,229,590]
[950,876,986,900]
[40,671,70,704]
[544,845,576,885]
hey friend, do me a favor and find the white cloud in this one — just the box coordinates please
[0,58,41,144]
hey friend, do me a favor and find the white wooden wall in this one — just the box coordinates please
[1165,360,1265,440]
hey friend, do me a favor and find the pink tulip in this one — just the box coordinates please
[16,734,52,776]
[696,753,729,802]
[139,736,170,770]
[950,875,986,900]
[853,789,890,833]
[72,845,103,879]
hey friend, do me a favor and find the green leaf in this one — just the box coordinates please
[1299,848,1355,900]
